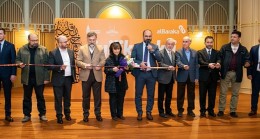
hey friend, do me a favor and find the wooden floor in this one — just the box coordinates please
[0,86,260,139]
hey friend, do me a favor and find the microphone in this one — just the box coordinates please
[145,39,151,46]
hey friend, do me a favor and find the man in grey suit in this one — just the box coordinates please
[48,35,76,124]
[157,38,176,118]
[176,36,199,117]
[131,29,161,121]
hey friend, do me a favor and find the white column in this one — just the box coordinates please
[24,0,29,30]
[55,0,60,18]
[229,0,234,35]
[142,0,146,19]
[84,0,89,18]
[238,0,260,92]
[198,0,204,31]
[169,0,175,19]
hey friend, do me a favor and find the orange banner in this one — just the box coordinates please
[54,18,187,57]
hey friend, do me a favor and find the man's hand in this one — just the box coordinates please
[147,44,154,52]
[215,63,221,69]
[183,65,189,70]
[10,75,16,83]
[140,62,147,70]
[244,62,250,68]
[60,65,67,70]
[208,63,216,69]
[95,65,101,71]
[44,80,49,84]
[19,63,25,68]
[85,64,93,69]
[247,75,252,80]
[168,66,175,71]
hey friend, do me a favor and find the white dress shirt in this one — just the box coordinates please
[59,48,71,76]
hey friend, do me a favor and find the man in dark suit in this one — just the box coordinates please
[176,36,199,117]
[131,29,161,121]
[197,36,220,117]
[157,38,176,118]
[48,35,76,124]
[247,36,260,116]
[0,28,17,122]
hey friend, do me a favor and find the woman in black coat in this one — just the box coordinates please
[104,42,128,121]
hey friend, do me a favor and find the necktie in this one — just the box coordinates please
[0,43,2,53]
[168,52,172,62]
[143,46,148,62]
[208,50,211,59]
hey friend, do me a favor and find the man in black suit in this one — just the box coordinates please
[197,36,220,117]
[0,28,17,122]
[48,35,76,124]
[157,38,176,118]
[247,36,260,116]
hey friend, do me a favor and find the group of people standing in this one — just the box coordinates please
[0,27,259,124]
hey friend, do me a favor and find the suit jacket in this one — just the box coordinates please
[16,44,50,85]
[131,42,161,78]
[247,45,260,78]
[0,40,17,78]
[48,48,76,86]
[217,43,250,82]
[76,44,105,82]
[197,48,219,82]
[176,48,199,82]
[157,48,176,84]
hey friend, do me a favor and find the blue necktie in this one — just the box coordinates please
[0,43,2,53]
[208,50,211,60]
[143,45,148,63]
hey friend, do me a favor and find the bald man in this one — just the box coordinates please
[48,35,76,124]
[16,33,50,122]
[176,36,199,117]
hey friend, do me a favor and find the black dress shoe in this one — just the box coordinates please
[146,112,153,120]
[217,111,224,117]
[166,112,175,117]
[83,116,89,122]
[96,115,103,121]
[200,112,206,117]
[112,117,118,121]
[117,116,125,120]
[248,111,257,116]
[57,117,63,124]
[137,114,142,121]
[177,112,183,117]
[187,111,196,117]
[230,112,238,118]
[65,115,71,121]
[208,112,216,117]
[159,113,168,118]
[5,116,14,122]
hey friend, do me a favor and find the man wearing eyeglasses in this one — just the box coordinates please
[16,33,50,122]
[131,29,161,121]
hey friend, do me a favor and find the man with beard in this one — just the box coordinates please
[76,32,105,122]
[197,36,220,117]
[131,29,161,121]
[48,35,76,124]
[16,33,50,122]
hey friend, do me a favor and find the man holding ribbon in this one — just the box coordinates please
[76,32,105,122]
[16,33,50,122]
[131,29,161,121]
[0,28,16,122]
